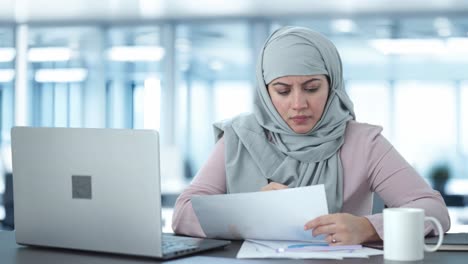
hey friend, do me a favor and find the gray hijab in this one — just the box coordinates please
[213,26,355,213]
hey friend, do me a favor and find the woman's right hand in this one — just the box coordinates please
[260,182,289,191]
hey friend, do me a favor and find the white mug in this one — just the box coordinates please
[383,208,444,261]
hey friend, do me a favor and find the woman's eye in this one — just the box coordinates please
[277,90,290,95]
[306,87,319,92]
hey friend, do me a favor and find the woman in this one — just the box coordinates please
[172,26,450,245]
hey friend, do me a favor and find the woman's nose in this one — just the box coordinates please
[292,91,308,109]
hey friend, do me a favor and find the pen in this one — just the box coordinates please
[288,243,329,248]
[277,244,362,253]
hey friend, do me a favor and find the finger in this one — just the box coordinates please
[330,240,346,246]
[270,182,288,190]
[325,234,346,246]
[311,223,336,237]
[325,234,335,244]
[260,182,288,192]
[329,238,347,246]
[260,183,275,191]
[304,214,338,230]
[331,241,345,246]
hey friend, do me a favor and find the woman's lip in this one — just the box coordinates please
[290,115,309,120]
[290,116,310,124]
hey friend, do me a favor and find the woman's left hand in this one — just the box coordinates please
[303,213,380,245]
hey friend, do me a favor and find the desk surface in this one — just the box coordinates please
[1,231,468,264]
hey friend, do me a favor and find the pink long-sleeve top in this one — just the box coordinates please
[172,121,450,239]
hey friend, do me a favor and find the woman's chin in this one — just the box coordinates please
[291,125,314,134]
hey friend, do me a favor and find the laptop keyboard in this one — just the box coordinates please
[162,234,202,253]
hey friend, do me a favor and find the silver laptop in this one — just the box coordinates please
[11,126,230,259]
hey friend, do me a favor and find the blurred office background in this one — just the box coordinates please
[1,0,468,232]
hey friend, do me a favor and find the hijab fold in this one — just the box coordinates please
[213,26,355,213]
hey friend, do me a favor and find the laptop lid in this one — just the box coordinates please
[11,127,167,257]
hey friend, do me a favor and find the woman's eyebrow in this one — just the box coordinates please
[271,82,291,87]
[302,78,322,85]
[271,78,321,87]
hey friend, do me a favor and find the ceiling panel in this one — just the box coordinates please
[2,0,468,23]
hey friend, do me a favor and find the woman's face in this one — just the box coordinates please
[267,75,329,134]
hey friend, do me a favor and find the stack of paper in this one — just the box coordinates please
[238,240,382,259]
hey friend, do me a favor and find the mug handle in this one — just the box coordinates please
[423,216,444,252]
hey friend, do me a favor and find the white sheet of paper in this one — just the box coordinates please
[237,240,342,259]
[236,240,384,259]
[191,184,328,241]
[246,239,363,252]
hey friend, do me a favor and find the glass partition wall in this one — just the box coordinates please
[27,26,164,130]
[275,17,468,182]
[174,22,254,178]
[0,26,15,228]
[28,26,98,128]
